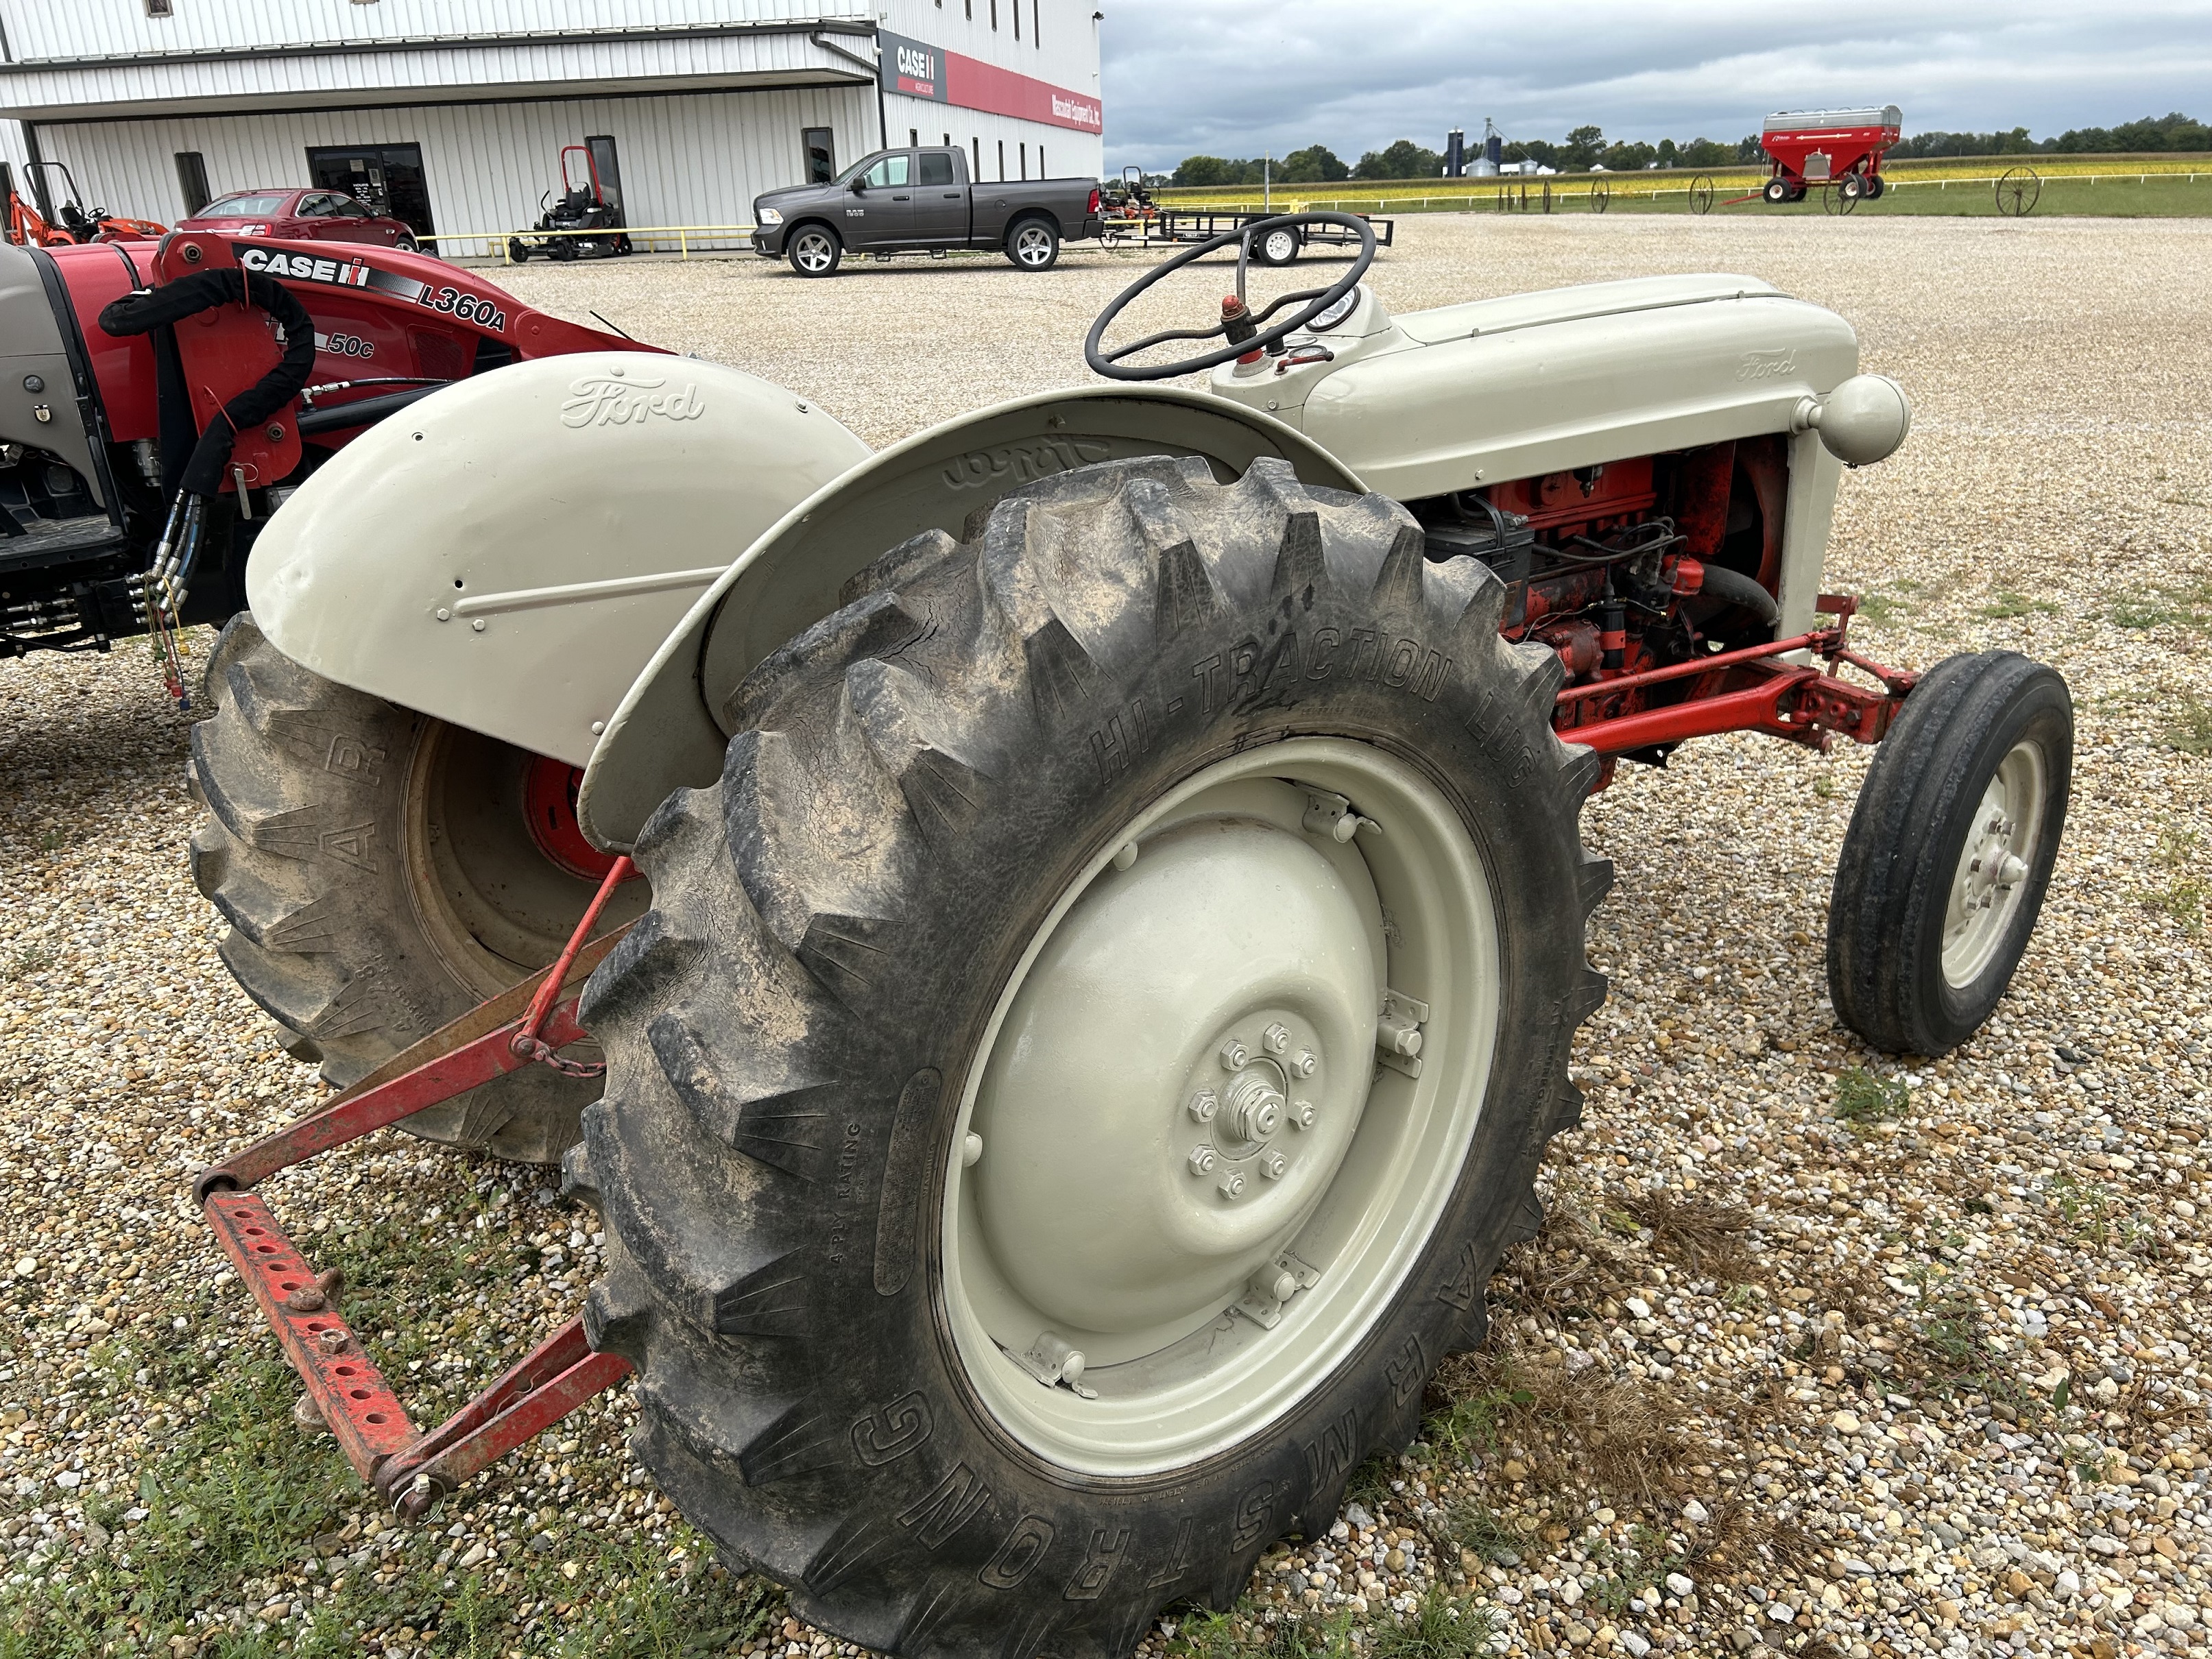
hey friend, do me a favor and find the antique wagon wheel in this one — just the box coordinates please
[1589,180,1611,214]
[1689,174,1715,215]
[1823,184,1858,215]
[1995,167,2042,217]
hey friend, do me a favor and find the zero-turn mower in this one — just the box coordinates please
[169,214,2065,1654]
[506,145,632,263]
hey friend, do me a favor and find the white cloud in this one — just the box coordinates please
[1098,0,2212,167]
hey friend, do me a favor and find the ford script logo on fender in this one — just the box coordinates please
[561,374,706,428]
[1736,348,1798,382]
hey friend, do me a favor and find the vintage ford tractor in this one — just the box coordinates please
[178,215,2069,1652]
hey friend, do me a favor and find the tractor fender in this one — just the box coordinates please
[246,352,871,767]
[577,386,1362,850]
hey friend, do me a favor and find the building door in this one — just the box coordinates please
[174,152,211,215]
[306,144,435,239]
[586,136,623,214]
[802,127,836,184]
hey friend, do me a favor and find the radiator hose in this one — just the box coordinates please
[1696,561,1780,625]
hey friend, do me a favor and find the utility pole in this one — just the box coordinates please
[1264,154,1271,212]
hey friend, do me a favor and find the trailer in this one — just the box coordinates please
[1103,206,1394,266]
[1755,105,1902,208]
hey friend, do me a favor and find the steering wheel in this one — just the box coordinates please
[1085,211,1378,383]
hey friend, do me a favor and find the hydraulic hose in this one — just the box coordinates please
[98,267,317,498]
[96,267,317,655]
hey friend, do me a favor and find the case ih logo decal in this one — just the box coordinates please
[891,40,939,98]
[876,29,1103,132]
[560,373,706,428]
[236,242,426,302]
[233,243,511,332]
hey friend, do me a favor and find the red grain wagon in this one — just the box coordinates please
[1759,105,1902,206]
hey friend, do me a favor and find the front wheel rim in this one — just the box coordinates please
[795,233,833,271]
[1264,230,1296,261]
[940,738,1500,1475]
[1941,738,2047,986]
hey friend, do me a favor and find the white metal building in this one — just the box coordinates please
[0,1,1104,255]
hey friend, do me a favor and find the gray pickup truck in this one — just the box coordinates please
[752,146,1103,277]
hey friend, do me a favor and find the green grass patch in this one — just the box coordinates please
[1978,592,2058,620]
[2167,692,2212,756]
[0,1231,782,1658]
[2107,577,2212,632]
[1834,1067,1911,1125]
[2147,825,2209,936]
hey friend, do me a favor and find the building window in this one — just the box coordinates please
[145,0,172,14]
[1013,0,1020,38]
[1020,143,1027,180]
[1039,145,1046,175]
[1034,0,1042,46]
[965,0,972,16]
[802,127,835,184]
[173,151,211,215]
[910,128,919,147]
[973,136,982,178]
[991,0,998,28]
[997,139,1005,182]
[943,132,952,147]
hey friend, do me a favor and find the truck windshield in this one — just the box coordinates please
[841,154,911,189]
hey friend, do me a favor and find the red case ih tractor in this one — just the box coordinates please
[1,230,649,663]
[10,206,2066,1654]
[1759,105,1902,206]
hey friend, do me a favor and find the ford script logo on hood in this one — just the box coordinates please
[560,373,706,428]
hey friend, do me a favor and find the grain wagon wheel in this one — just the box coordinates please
[1588,180,1610,214]
[1688,174,1715,215]
[1995,167,2042,217]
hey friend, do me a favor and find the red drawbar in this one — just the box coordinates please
[195,860,639,1517]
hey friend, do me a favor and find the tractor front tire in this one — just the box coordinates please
[570,457,1609,1654]
[188,618,649,1164]
[1827,651,2071,1056]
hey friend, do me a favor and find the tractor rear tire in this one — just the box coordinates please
[1827,651,2071,1056]
[568,456,1609,1654]
[188,617,649,1164]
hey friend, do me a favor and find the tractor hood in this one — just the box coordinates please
[1210,274,1861,500]
[247,352,870,768]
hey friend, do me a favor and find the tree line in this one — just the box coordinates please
[1164,111,2206,186]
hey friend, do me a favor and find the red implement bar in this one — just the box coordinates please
[1552,603,1915,758]
[195,858,636,1512]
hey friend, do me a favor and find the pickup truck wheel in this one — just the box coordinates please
[1255,226,1301,266]
[1827,651,2071,1056]
[187,617,649,1164]
[1006,217,1061,270]
[570,455,1609,1654]
[789,226,842,277]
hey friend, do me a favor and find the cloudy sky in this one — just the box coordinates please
[1096,0,2212,169]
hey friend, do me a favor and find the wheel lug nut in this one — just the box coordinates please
[1263,1022,1290,1054]
[1288,1099,1317,1130]
[1188,1089,1218,1124]
[1217,1171,1246,1200]
[1290,1049,1318,1078]
[1219,1038,1249,1070]
[1259,1151,1287,1180]
[1188,1146,1218,1176]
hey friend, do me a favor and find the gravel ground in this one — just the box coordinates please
[3,213,2209,1658]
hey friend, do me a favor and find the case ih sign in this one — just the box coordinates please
[878,29,1103,133]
